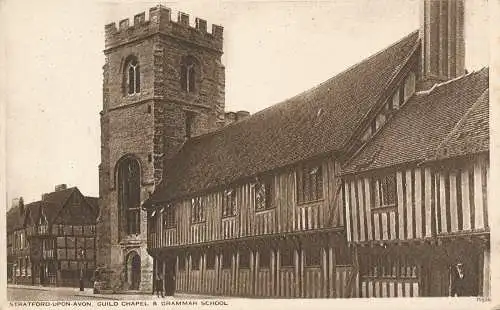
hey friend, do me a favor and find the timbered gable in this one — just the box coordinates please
[52,190,98,225]
[7,186,98,287]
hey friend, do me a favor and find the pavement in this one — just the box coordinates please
[8,284,225,301]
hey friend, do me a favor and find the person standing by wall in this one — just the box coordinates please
[450,263,469,296]
[154,271,164,297]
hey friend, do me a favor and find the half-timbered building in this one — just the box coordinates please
[142,17,420,298]
[341,68,489,298]
[7,185,99,288]
[99,0,489,297]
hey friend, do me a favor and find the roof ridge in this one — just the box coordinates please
[268,30,420,107]
[415,67,489,96]
[187,30,420,144]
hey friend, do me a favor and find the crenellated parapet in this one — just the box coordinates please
[104,5,223,52]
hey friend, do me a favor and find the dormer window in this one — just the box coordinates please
[392,89,400,110]
[125,58,140,95]
[181,56,197,93]
[375,113,386,131]
[403,72,416,102]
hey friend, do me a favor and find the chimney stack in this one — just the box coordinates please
[55,184,67,192]
[419,0,465,89]
[236,111,250,120]
[18,197,24,215]
[11,198,20,209]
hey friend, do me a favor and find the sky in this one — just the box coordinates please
[2,0,489,206]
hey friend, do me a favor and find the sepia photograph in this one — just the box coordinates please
[1,0,496,309]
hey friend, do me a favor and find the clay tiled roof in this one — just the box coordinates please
[342,68,489,175]
[84,196,99,214]
[433,89,489,160]
[149,31,420,204]
[41,187,76,221]
[7,205,26,233]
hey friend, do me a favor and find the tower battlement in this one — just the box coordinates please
[105,5,223,52]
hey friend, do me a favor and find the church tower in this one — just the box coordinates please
[97,5,225,291]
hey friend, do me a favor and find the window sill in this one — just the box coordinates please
[297,198,324,207]
[304,265,321,268]
[222,215,237,220]
[125,92,141,97]
[371,204,397,213]
[255,208,275,214]
[361,276,418,281]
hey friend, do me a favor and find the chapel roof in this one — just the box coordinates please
[149,31,420,204]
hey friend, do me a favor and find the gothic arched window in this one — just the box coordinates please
[180,56,197,93]
[117,158,141,235]
[125,57,140,95]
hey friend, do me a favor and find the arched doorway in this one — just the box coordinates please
[126,251,141,290]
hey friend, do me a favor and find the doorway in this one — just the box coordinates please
[126,251,141,290]
[164,257,176,296]
[425,242,480,297]
[39,263,46,285]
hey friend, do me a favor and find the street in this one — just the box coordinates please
[8,287,106,301]
[7,285,227,301]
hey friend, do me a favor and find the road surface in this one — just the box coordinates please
[8,287,104,301]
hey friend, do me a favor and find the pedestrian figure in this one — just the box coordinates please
[154,271,164,297]
[79,266,85,292]
[450,263,468,297]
